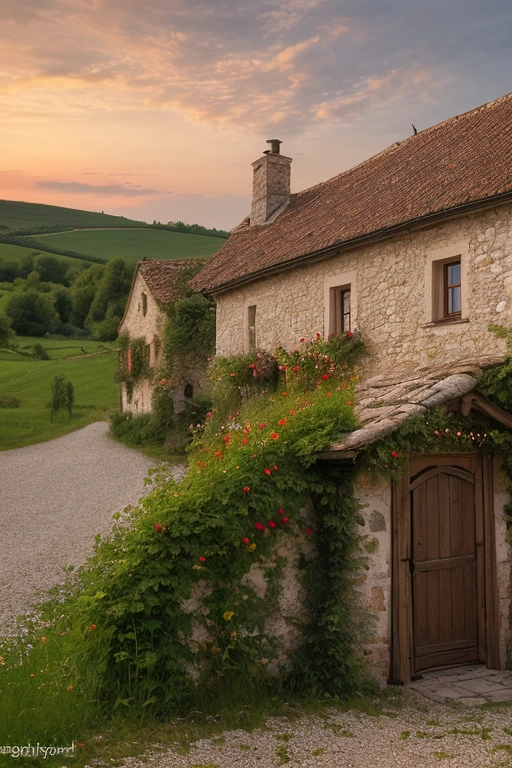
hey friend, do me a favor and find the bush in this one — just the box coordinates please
[6,289,59,336]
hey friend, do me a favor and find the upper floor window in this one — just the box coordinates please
[248,305,256,351]
[445,261,461,317]
[141,293,148,317]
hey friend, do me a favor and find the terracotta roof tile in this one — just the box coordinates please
[191,93,512,294]
[138,259,202,303]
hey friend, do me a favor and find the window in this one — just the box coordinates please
[430,255,464,322]
[444,261,461,317]
[141,293,148,317]
[248,305,256,351]
[329,285,352,334]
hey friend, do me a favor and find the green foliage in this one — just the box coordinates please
[6,289,59,336]
[167,219,230,239]
[84,257,133,338]
[18,332,370,718]
[0,311,13,346]
[50,374,75,421]
[165,294,216,364]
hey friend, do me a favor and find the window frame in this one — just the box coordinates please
[324,271,357,337]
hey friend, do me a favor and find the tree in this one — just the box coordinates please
[6,290,59,336]
[33,254,69,285]
[84,258,132,338]
[69,264,104,327]
[50,375,74,421]
[0,313,13,347]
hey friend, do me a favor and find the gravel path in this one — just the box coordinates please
[0,422,157,635]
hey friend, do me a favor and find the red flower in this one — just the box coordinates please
[270,432,279,440]
[254,522,265,531]
[293,365,301,372]
[278,508,285,515]
[282,517,290,525]
[321,374,330,380]
[242,438,249,445]
[273,465,278,471]
[282,392,288,397]
[215,451,223,459]
[90,624,97,630]
[279,365,287,371]
[154,524,163,532]
[299,337,305,343]
[316,333,322,339]
[391,451,399,458]
[223,434,231,443]
[278,418,287,426]
[243,537,250,545]
[199,556,206,562]
[289,409,296,415]
[306,528,313,535]
[268,520,277,529]
[259,422,266,429]
[206,412,212,418]
[264,467,272,476]
[243,486,250,492]
[243,428,249,434]
[346,331,354,338]
[248,363,256,369]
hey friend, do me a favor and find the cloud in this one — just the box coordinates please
[36,180,163,197]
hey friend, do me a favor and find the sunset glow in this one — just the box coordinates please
[1,0,511,229]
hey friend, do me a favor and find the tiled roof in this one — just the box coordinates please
[322,354,508,455]
[191,93,512,294]
[138,259,202,304]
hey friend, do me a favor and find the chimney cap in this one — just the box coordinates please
[266,139,282,155]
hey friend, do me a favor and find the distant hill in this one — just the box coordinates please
[0,200,229,267]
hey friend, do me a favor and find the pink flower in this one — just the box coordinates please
[206,412,212,419]
[456,431,462,437]
[282,517,289,525]
[264,468,272,476]
[434,430,440,436]
[268,520,277,529]
[254,522,265,531]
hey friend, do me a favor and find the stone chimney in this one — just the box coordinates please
[250,139,292,226]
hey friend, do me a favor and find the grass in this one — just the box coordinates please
[0,242,93,273]
[0,200,146,233]
[0,336,118,450]
[26,229,225,266]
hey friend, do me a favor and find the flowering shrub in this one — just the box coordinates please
[36,331,372,713]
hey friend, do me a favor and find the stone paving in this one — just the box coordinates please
[408,664,512,705]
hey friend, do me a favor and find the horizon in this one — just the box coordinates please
[1,0,511,231]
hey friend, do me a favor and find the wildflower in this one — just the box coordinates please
[270,432,279,440]
[244,486,251,492]
[223,434,231,443]
[254,522,265,531]
[90,624,97,630]
[248,363,256,369]
[346,331,354,338]
[282,517,290,524]
[316,333,322,339]
[206,412,212,418]
[278,418,287,426]
[154,524,163,532]
[445,428,450,433]
[259,423,266,429]
[223,611,235,621]
[273,465,278,471]
[299,338,305,343]
[41,637,47,643]
[67,685,74,692]
[289,409,296,415]
[293,365,301,371]
[305,528,313,535]
[0,656,4,666]
[391,451,399,458]
[326,392,332,397]
[434,430,440,436]
[279,365,287,371]
[215,451,223,459]
[264,467,272,476]
[278,508,285,515]
[321,374,330,380]
[231,631,237,637]
[243,428,249,434]
[30,673,35,677]
[242,537,250,545]
[456,431,462,437]
[268,520,277,529]
[242,438,249,445]
[199,556,206,563]
[229,373,237,377]
[249,543,257,551]
[282,392,288,397]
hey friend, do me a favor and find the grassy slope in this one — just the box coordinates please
[0,241,93,272]
[26,228,225,265]
[0,199,145,232]
[0,338,118,450]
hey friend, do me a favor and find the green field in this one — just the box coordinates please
[0,200,145,233]
[0,337,118,450]
[25,228,224,265]
[0,241,93,271]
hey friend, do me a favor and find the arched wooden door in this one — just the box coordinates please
[391,454,499,684]
[411,466,480,672]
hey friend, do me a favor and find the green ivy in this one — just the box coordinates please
[46,333,374,714]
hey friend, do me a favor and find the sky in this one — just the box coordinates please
[1,0,511,231]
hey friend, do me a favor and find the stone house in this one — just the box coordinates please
[190,93,512,683]
[118,259,204,415]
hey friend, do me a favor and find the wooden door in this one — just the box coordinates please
[411,466,480,672]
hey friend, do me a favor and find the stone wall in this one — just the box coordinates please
[215,204,512,377]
